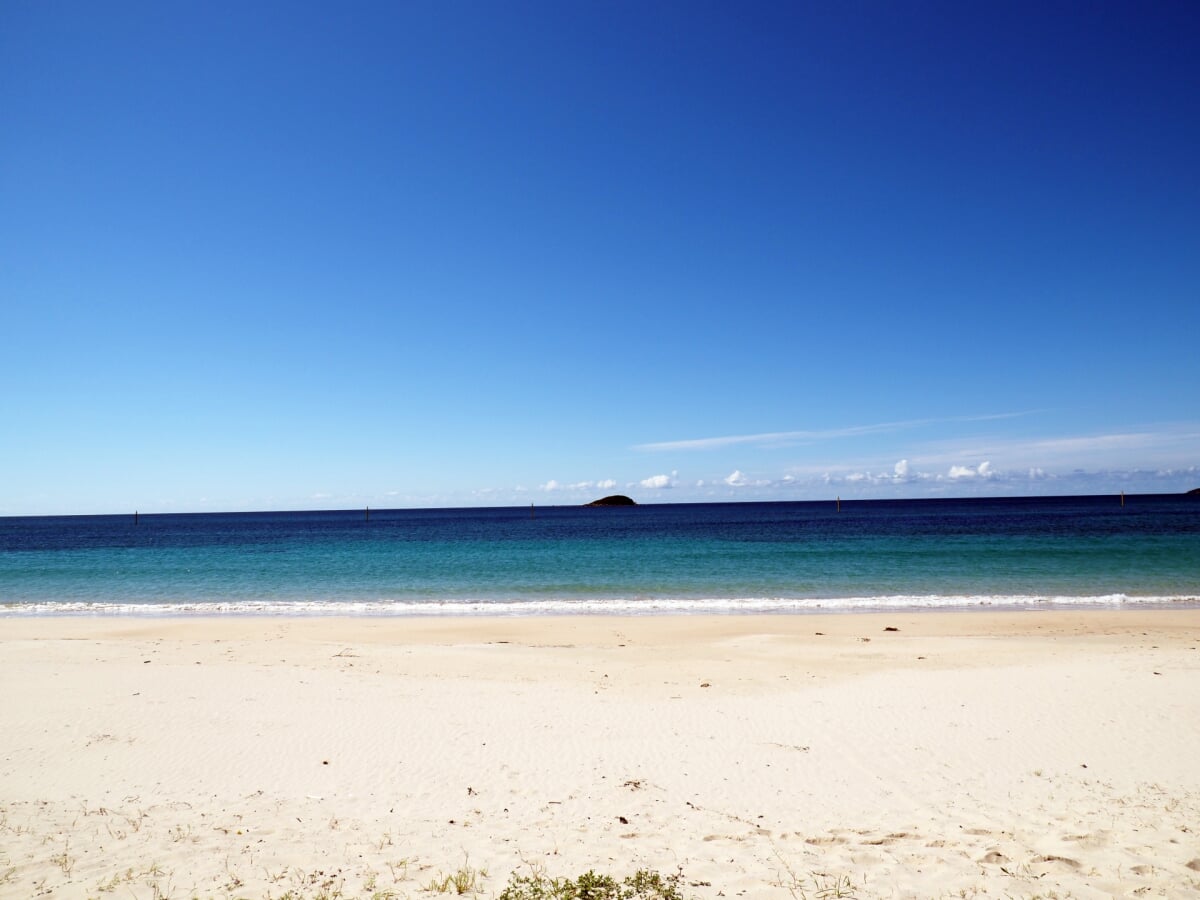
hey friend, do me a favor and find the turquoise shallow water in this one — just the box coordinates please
[1,495,1198,615]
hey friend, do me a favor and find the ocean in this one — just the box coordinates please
[1,495,1198,616]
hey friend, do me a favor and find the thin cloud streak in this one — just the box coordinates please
[634,411,1038,452]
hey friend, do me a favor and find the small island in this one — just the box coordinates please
[586,494,637,507]
[1187,487,1200,495]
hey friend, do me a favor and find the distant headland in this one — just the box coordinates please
[585,495,637,507]
[1187,487,1200,495]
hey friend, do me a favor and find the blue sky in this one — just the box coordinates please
[2,1,1197,514]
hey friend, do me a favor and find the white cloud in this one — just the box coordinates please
[724,470,773,487]
[540,479,561,491]
[947,461,994,480]
[596,479,616,490]
[640,473,676,489]
[910,427,1200,472]
[894,459,910,478]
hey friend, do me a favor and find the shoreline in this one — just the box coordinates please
[4,609,1199,898]
[4,593,1200,619]
[4,603,1200,633]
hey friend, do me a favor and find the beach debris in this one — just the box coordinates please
[766,742,809,752]
[322,760,329,765]
[884,626,899,632]
[858,637,871,642]
[700,682,711,688]
[467,786,477,796]
[618,816,629,824]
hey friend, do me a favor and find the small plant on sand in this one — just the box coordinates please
[49,841,74,877]
[811,873,858,899]
[497,867,688,900]
[769,848,859,900]
[386,858,412,883]
[425,860,487,895]
[96,869,136,893]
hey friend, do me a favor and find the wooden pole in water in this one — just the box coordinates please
[1120,491,1125,508]
[530,503,535,519]
[365,506,370,522]
[836,496,841,513]
[134,510,138,525]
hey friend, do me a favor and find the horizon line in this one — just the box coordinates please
[3,488,1192,520]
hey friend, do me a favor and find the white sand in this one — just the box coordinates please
[2,610,1199,899]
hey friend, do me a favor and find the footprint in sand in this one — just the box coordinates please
[1034,854,1082,871]
[1063,830,1110,848]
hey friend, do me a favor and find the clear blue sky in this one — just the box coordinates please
[2,1,1197,514]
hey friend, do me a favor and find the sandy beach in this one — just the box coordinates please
[2,610,1198,899]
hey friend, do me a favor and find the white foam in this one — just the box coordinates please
[2,594,1196,617]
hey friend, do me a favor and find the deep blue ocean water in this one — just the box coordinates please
[1,495,1198,615]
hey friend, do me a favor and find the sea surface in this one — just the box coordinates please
[2,495,1198,616]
